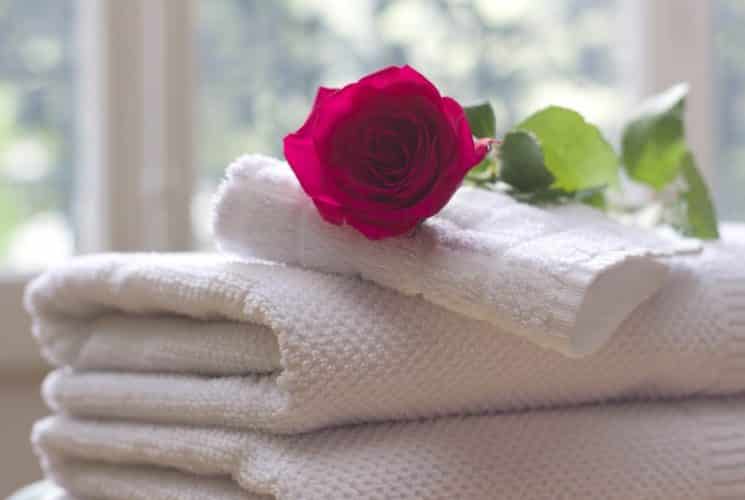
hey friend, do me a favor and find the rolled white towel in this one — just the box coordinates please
[26,226,745,433]
[34,398,745,500]
[213,154,700,356]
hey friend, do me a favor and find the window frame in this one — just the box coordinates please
[0,0,195,372]
[77,0,195,253]
[0,0,717,373]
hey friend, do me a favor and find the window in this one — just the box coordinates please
[715,0,745,220]
[2,0,745,368]
[195,0,627,243]
[0,0,77,271]
[3,2,745,492]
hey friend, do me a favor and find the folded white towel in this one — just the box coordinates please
[34,399,745,500]
[35,313,280,376]
[213,155,699,356]
[27,226,745,433]
[40,462,256,500]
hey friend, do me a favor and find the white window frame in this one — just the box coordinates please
[0,0,717,373]
[0,0,195,372]
[77,0,195,253]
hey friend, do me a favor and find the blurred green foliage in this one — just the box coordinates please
[715,0,745,221]
[193,0,627,244]
[197,0,621,185]
[0,0,76,265]
[3,0,742,267]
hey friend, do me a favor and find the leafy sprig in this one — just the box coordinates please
[464,84,719,240]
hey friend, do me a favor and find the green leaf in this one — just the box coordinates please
[516,106,619,192]
[510,188,567,204]
[464,102,496,139]
[678,151,719,239]
[499,130,554,192]
[465,156,497,182]
[465,158,499,187]
[621,83,688,189]
[509,185,607,208]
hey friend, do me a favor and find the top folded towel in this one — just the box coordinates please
[214,154,699,356]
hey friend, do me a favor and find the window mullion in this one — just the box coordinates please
[142,0,195,251]
[76,0,194,253]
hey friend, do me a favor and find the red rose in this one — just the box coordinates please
[283,65,488,240]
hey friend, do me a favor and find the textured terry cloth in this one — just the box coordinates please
[34,399,745,500]
[30,226,745,434]
[39,462,260,500]
[33,313,281,376]
[213,154,701,356]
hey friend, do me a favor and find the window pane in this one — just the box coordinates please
[715,0,745,221]
[195,0,626,244]
[0,0,77,271]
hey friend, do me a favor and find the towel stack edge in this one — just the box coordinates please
[21,153,745,499]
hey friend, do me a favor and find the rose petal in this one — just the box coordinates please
[283,133,326,196]
[312,194,346,226]
[358,65,442,104]
[391,98,482,221]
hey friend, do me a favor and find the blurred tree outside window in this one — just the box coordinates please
[194,0,627,244]
[1,0,743,268]
[0,0,77,270]
[715,0,745,221]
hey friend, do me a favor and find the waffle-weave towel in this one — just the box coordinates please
[26,226,745,433]
[34,398,745,500]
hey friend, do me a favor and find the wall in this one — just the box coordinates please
[0,372,47,496]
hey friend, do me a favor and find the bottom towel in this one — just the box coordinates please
[34,398,745,500]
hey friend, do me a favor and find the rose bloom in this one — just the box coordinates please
[283,65,488,240]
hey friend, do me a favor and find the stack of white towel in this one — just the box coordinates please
[26,155,745,499]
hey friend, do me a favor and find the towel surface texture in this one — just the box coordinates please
[213,155,700,356]
[24,149,745,500]
[25,225,745,433]
[34,399,745,500]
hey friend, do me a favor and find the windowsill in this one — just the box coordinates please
[0,272,48,374]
